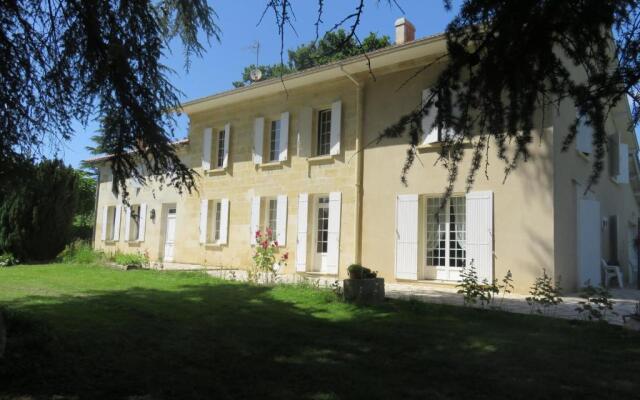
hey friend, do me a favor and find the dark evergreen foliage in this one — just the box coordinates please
[0,160,79,261]
[0,0,219,199]
[232,30,390,87]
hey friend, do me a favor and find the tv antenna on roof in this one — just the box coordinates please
[248,41,263,82]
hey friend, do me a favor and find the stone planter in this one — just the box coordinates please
[343,278,385,305]
[623,315,640,331]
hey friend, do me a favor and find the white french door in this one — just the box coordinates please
[313,196,330,272]
[164,207,177,262]
[425,196,466,281]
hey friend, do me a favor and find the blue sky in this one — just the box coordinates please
[58,0,457,168]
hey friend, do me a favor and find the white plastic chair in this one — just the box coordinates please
[601,259,624,288]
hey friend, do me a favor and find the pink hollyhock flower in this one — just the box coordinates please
[274,240,279,247]
[262,240,268,249]
[255,230,261,238]
[283,252,289,260]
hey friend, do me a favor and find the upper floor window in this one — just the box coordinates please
[316,109,332,156]
[216,130,226,168]
[269,120,281,162]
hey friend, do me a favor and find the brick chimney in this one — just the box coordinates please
[395,17,415,45]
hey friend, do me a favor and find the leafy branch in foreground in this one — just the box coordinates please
[1,0,220,199]
[379,0,640,198]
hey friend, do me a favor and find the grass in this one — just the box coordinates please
[0,263,639,399]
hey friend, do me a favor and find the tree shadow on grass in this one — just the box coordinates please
[1,281,640,400]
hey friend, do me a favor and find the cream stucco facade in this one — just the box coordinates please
[90,31,640,293]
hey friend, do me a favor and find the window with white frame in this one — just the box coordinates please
[316,109,332,156]
[208,199,222,242]
[260,198,279,239]
[269,120,281,162]
[315,196,330,253]
[106,206,117,241]
[216,129,226,168]
[425,196,466,268]
[128,205,141,241]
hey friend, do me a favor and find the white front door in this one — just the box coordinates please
[577,198,601,287]
[164,207,177,262]
[313,196,330,272]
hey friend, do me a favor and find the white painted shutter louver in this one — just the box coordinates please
[138,203,147,241]
[297,107,312,157]
[421,89,439,145]
[113,205,122,241]
[576,114,593,155]
[466,191,494,283]
[219,198,229,245]
[101,206,108,241]
[326,192,342,274]
[199,199,208,244]
[618,143,630,184]
[202,128,212,170]
[296,193,308,272]
[250,196,261,245]
[395,194,419,280]
[223,123,231,168]
[276,195,288,246]
[280,112,289,161]
[253,117,264,164]
[330,101,342,155]
[124,206,131,242]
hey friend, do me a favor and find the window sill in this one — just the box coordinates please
[258,161,285,170]
[307,154,335,164]
[204,242,224,248]
[205,167,228,176]
[103,240,118,245]
[126,240,142,245]
[417,142,442,150]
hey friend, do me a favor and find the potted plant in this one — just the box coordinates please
[623,301,640,331]
[344,264,385,304]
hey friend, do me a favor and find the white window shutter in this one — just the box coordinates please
[330,101,342,155]
[421,89,439,145]
[202,128,212,170]
[219,198,229,245]
[253,117,264,165]
[466,191,494,283]
[395,194,419,280]
[296,193,309,272]
[326,192,342,274]
[280,112,289,161]
[101,206,108,241]
[199,199,208,244]
[576,114,593,155]
[124,206,131,242]
[250,196,261,245]
[113,205,122,241]
[138,203,147,241]
[276,194,288,246]
[223,123,231,168]
[297,107,312,157]
[619,143,630,184]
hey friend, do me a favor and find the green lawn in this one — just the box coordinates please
[0,264,639,400]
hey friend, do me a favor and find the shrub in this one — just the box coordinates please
[526,269,563,315]
[347,264,377,279]
[112,252,148,267]
[0,253,18,267]
[0,159,79,261]
[58,241,104,264]
[457,263,514,309]
[250,228,288,284]
[575,284,617,322]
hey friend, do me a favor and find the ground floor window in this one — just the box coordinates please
[425,196,466,271]
[207,200,222,243]
[107,206,117,241]
[128,205,141,241]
